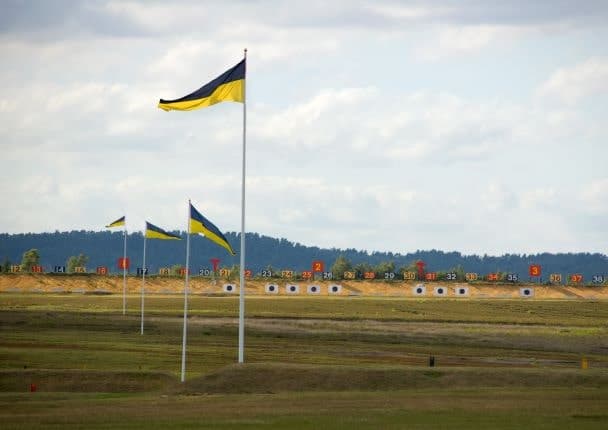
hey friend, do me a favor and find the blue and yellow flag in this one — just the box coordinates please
[190,203,235,255]
[106,216,125,228]
[158,59,245,111]
[145,222,181,240]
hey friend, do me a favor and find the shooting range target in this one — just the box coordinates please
[413,284,426,296]
[455,286,469,297]
[520,287,534,298]
[223,283,237,293]
[286,284,300,294]
[265,283,278,294]
[307,284,321,294]
[434,286,447,297]
[328,284,342,294]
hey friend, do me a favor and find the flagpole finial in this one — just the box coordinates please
[244,48,247,57]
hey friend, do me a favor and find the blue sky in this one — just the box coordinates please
[1,0,607,255]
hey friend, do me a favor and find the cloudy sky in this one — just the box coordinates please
[1,0,607,256]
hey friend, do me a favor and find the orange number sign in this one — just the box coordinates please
[529,264,541,277]
[569,274,583,284]
[301,271,313,279]
[312,261,324,273]
[363,271,375,279]
[487,273,499,281]
[425,272,437,281]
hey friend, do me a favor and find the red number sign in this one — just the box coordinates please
[529,264,541,277]
[31,265,44,273]
[363,271,376,279]
[312,260,324,272]
[570,274,583,283]
[118,258,130,270]
[301,271,313,279]
[96,266,108,275]
[245,269,252,278]
[425,272,437,281]
[487,273,499,281]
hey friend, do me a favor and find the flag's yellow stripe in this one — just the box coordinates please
[158,79,244,112]
[190,219,235,255]
[145,230,180,240]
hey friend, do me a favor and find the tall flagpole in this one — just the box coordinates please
[141,230,147,335]
[122,227,127,315]
[238,48,247,364]
[181,200,191,382]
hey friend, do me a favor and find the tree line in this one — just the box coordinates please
[0,230,607,281]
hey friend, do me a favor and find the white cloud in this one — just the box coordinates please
[537,57,608,104]
[580,178,608,215]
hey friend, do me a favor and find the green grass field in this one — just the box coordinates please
[1,293,607,429]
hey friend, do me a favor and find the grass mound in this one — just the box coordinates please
[183,363,608,394]
[0,369,176,393]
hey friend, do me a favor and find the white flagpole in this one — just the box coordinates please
[141,229,147,335]
[122,227,127,315]
[181,201,191,382]
[238,48,247,364]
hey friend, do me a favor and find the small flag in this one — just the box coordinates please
[158,59,245,111]
[145,222,181,240]
[190,203,235,255]
[106,216,125,228]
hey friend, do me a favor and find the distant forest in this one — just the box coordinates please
[1,230,607,282]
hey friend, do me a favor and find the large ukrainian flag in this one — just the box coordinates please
[190,203,235,255]
[158,59,245,111]
[145,222,181,240]
[106,216,125,228]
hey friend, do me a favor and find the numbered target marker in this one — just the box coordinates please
[74,266,86,273]
[31,265,44,273]
[329,284,342,294]
[529,264,542,277]
[261,270,273,278]
[223,284,237,293]
[434,286,447,296]
[286,284,300,294]
[455,286,469,297]
[312,260,324,273]
[265,284,278,294]
[520,287,534,297]
[219,268,231,277]
[592,275,605,284]
[10,265,21,273]
[244,269,252,279]
[549,273,562,284]
[307,285,321,294]
[118,258,130,270]
[322,272,333,280]
[301,271,313,279]
[412,285,426,296]
[487,273,499,281]
[363,271,376,280]
[425,272,437,281]
[506,273,519,282]
[159,268,170,276]
[403,271,417,280]
[384,272,395,280]
[54,266,66,273]
[465,272,478,282]
[136,268,149,276]
[281,270,294,279]
[445,272,457,281]
[343,271,355,280]
[569,274,583,284]
[199,268,211,277]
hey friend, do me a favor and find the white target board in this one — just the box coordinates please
[307,284,321,295]
[455,286,469,297]
[265,283,278,294]
[286,284,300,294]
[434,286,447,297]
[328,284,342,294]
[223,284,237,293]
[413,285,426,296]
[520,287,534,298]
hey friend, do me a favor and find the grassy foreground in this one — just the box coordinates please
[1,293,607,429]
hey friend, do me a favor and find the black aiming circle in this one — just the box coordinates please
[311,286,317,292]
[289,286,296,292]
[437,288,444,294]
[331,286,339,292]
[416,287,423,294]
[459,288,466,295]
[523,289,531,296]
[268,285,275,292]
[226,285,233,292]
